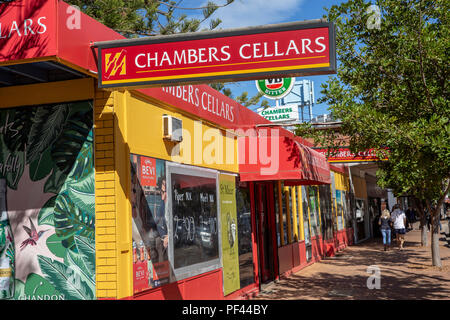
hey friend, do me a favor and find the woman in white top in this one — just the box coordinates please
[391,204,407,250]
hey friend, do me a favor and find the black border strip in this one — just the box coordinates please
[97,20,336,89]
[94,20,330,49]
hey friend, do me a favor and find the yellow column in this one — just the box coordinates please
[284,186,292,244]
[291,187,298,242]
[114,90,133,299]
[95,89,118,299]
[297,186,305,241]
[277,181,285,246]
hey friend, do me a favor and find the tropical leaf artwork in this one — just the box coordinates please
[2,108,36,153]
[0,101,96,300]
[26,104,70,165]
[37,254,94,300]
[0,136,25,190]
[53,191,95,249]
[52,135,95,251]
[37,236,96,300]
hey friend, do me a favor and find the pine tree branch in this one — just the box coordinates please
[157,0,234,11]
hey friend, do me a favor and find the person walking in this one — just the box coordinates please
[379,203,392,251]
[391,204,407,250]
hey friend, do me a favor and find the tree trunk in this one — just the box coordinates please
[414,198,427,246]
[430,206,442,267]
[421,220,428,247]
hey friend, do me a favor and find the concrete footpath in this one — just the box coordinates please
[252,221,450,300]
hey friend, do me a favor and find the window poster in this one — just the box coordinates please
[219,174,240,296]
[130,154,170,293]
[336,190,344,230]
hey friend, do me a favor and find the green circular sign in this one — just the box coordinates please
[255,77,296,99]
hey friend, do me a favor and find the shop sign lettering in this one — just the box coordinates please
[162,85,236,123]
[314,147,389,163]
[0,17,47,39]
[257,104,299,122]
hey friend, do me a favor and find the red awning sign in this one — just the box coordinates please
[238,128,330,185]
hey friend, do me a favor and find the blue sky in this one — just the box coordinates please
[180,0,346,117]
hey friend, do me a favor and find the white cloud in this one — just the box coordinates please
[210,0,306,29]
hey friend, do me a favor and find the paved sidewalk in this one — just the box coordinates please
[253,221,450,300]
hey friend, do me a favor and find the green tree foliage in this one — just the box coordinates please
[296,0,449,266]
[66,0,235,37]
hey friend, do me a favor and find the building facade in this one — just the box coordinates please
[0,0,367,301]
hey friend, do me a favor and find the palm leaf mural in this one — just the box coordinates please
[51,112,93,177]
[0,136,25,190]
[3,107,36,153]
[26,104,70,165]
[65,236,96,294]
[67,173,95,215]
[38,195,57,227]
[29,147,53,182]
[72,236,95,279]
[43,166,69,195]
[37,256,94,300]
[53,192,95,247]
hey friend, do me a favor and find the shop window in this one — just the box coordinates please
[308,186,320,237]
[130,157,221,293]
[343,191,353,227]
[168,166,220,280]
[301,186,312,261]
[281,182,288,245]
[319,185,333,240]
[236,180,255,289]
[274,182,281,247]
[336,190,344,231]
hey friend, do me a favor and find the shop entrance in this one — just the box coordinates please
[254,182,277,287]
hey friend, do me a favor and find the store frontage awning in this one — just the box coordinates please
[238,128,331,185]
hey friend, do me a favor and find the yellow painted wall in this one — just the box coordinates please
[332,171,349,231]
[126,90,239,173]
[0,78,94,108]
[334,171,350,191]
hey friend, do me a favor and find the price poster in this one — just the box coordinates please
[219,174,240,296]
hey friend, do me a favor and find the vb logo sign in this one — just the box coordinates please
[104,50,127,79]
[255,77,295,100]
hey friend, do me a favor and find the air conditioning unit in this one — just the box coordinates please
[162,115,183,142]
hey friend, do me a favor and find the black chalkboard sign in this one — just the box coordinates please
[171,173,219,269]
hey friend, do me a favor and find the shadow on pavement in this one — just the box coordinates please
[253,232,450,300]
